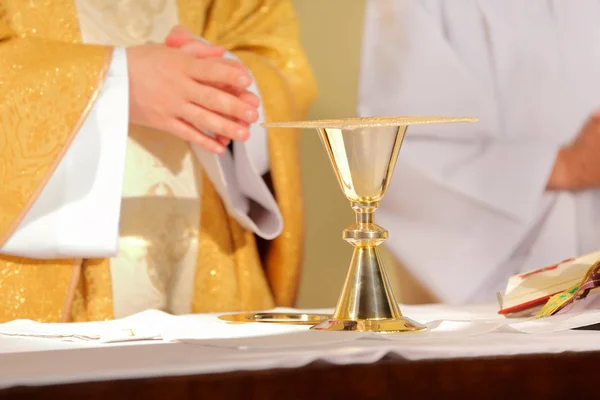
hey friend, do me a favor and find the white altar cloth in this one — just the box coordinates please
[1,304,599,389]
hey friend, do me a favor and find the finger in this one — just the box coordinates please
[179,41,226,58]
[209,82,260,107]
[218,114,251,140]
[168,117,226,154]
[186,82,258,124]
[166,26,227,57]
[185,57,247,71]
[238,91,260,107]
[165,25,194,47]
[188,59,252,89]
[216,135,231,147]
[181,48,248,71]
[208,74,259,105]
[212,58,248,71]
[194,60,254,100]
[179,103,250,141]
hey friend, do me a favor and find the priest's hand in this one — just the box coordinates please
[547,110,600,191]
[163,26,262,146]
[126,43,259,154]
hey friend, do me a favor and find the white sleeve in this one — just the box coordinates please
[0,47,129,259]
[192,41,282,240]
[358,0,567,304]
[358,0,559,224]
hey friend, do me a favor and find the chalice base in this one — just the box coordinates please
[309,244,427,334]
[310,316,426,333]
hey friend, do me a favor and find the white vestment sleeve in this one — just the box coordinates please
[0,47,129,259]
[192,41,282,240]
[359,0,560,224]
[358,0,568,304]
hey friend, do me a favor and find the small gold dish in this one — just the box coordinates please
[218,312,330,325]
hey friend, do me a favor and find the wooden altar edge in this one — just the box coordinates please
[2,351,599,399]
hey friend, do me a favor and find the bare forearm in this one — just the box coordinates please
[546,146,600,191]
[547,148,571,190]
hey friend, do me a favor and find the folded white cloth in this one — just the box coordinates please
[0,310,167,343]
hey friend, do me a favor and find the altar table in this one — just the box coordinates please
[1,350,599,399]
[1,304,599,398]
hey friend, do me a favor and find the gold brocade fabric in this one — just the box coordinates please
[70,259,115,322]
[191,172,275,312]
[182,0,318,306]
[0,0,114,322]
[0,0,111,245]
[0,257,76,322]
[0,0,316,322]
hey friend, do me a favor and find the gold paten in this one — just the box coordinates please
[225,116,477,333]
[219,312,329,325]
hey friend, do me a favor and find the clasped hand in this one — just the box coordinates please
[127,26,260,154]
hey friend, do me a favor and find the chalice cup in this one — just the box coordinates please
[263,116,477,333]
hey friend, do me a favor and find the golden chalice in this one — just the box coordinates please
[221,116,477,333]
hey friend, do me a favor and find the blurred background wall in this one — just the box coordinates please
[292,0,365,308]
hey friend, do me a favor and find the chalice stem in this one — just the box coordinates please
[334,202,403,321]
